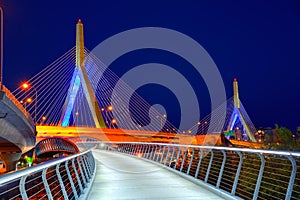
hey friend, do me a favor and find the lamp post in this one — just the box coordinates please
[110,118,116,128]
[21,83,38,124]
[0,7,3,91]
[200,121,208,134]
[40,116,46,125]
[102,105,113,127]
[106,105,113,127]
[156,114,166,131]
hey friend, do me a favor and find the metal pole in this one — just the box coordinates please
[34,87,37,124]
[0,7,3,91]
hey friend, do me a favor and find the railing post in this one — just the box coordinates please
[65,160,78,199]
[216,150,226,188]
[205,149,214,183]
[80,156,90,183]
[164,146,170,165]
[151,145,157,161]
[77,157,87,187]
[140,144,145,156]
[19,175,28,200]
[195,148,204,178]
[231,151,243,195]
[285,155,297,200]
[143,145,148,158]
[187,148,195,175]
[131,144,134,155]
[169,145,176,167]
[133,144,138,155]
[160,146,166,164]
[156,145,162,162]
[83,156,91,178]
[180,147,187,172]
[56,163,69,200]
[42,168,53,200]
[72,158,83,193]
[174,146,181,169]
[252,153,265,200]
[186,147,195,175]
[146,144,152,159]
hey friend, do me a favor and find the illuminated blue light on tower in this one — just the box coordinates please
[230,113,238,131]
[61,69,81,127]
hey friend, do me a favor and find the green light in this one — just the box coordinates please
[25,156,33,167]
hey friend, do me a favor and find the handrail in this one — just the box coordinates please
[99,142,299,200]
[102,141,300,157]
[0,148,96,199]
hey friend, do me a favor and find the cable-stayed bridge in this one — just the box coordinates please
[12,20,257,147]
[2,20,296,200]
[0,21,300,199]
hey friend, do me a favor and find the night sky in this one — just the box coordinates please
[1,1,299,130]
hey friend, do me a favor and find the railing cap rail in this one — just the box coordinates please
[104,141,300,157]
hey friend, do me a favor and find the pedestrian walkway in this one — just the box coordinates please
[88,150,224,200]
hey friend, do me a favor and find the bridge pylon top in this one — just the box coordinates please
[233,78,240,109]
[76,19,84,68]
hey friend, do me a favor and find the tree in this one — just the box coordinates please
[265,124,299,151]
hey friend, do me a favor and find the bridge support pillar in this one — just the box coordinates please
[0,152,21,172]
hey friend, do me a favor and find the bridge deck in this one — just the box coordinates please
[89,150,224,200]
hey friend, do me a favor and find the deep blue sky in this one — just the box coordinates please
[1,1,300,130]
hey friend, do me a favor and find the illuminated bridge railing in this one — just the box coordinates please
[0,149,95,199]
[101,142,300,200]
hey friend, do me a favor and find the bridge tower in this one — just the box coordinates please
[59,19,105,128]
[227,78,256,142]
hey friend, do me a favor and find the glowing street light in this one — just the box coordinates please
[26,98,32,103]
[22,83,29,89]
[156,114,166,131]
[110,118,116,128]
[21,82,38,124]
[102,105,113,126]
[40,116,47,125]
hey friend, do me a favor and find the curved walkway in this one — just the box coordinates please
[88,150,224,200]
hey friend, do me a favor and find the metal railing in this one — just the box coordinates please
[101,142,300,200]
[0,149,96,200]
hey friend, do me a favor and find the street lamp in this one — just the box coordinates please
[0,7,3,91]
[199,121,208,134]
[102,105,113,127]
[156,114,167,131]
[21,83,38,124]
[40,116,46,125]
[110,118,116,128]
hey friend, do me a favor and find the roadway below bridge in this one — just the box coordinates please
[88,150,224,199]
[0,87,36,172]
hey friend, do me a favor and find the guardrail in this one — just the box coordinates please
[101,142,299,200]
[0,149,96,200]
